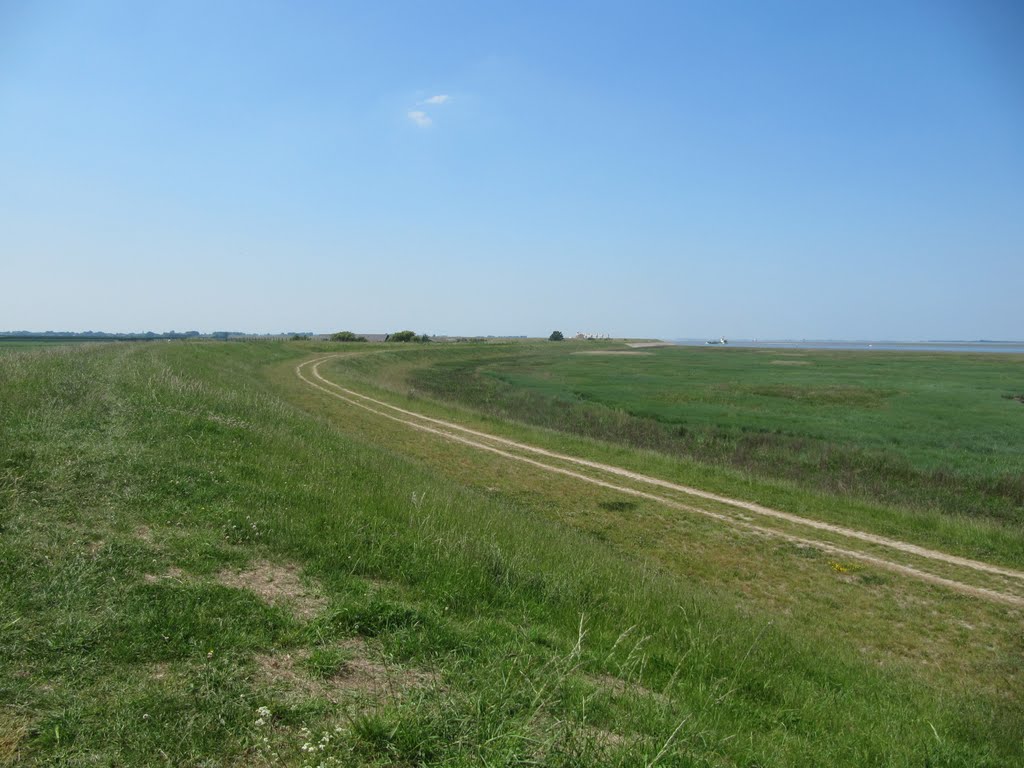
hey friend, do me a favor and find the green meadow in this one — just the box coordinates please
[402,343,1024,520]
[0,340,109,351]
[1,341,1021,766]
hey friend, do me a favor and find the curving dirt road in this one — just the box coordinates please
[296,355,1024,608]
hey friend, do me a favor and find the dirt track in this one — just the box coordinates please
[297,355,1024,608]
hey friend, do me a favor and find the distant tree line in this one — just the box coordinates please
[1,329,439,344]
[0,330,241,341]
[386,331,430,343]
[330,331,367,342]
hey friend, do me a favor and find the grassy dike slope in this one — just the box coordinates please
[387,343,1024,527]
[0,342,1019,766]
[328,342,1024,570]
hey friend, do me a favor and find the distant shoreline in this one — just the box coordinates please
[670,339,1024,354]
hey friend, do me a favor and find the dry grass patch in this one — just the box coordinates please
[86,538,105,554]
[207,412,252,429]
[147,661,172,682]
[217,560,326,620]
[143,565,185,583]
[589,673,671,706]
[0,710,32,764]
[253,639,439,704]
[578,723,630,749]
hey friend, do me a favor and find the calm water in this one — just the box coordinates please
[671,339,1024,354]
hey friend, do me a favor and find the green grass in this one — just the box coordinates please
[0,340,110,351]
[310,341,1024,572]
[1,342,1021,766]
[384,342,1024,522]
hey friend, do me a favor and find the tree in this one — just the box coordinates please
[387,330,417,343]
[330,331,367,342]
[548,330,564,341]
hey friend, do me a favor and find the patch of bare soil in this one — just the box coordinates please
[218,560,327,620]
[134,525,154,542]
[254,639,439,703]
[253,651,323,700]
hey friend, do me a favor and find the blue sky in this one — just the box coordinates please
[2,1,1022,339]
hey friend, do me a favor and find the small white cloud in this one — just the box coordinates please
[422,94,450,105]
[407,110,432,127]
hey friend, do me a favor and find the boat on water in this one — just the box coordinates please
[706,337,728,345]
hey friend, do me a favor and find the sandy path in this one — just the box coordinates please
[296,355,1024,607]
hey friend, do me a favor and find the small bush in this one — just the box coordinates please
[331,331,367,342]
[549,331,564,341]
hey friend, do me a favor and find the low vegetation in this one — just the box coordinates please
[1,341,1020,765]
[330,331,367,342]
[387,331,429,343]
[401,344,1024,524]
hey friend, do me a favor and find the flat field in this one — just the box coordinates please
[1,341,1022,766]
[401,342,1024,521]
[0,340,108,351]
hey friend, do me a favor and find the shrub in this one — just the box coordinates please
[387,330,417,343]
[548,331,564,341]
[331,331,367,342]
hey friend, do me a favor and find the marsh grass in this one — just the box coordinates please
[402,344,1024,524]
[0,343,1018,765]
[314,343,1024,570]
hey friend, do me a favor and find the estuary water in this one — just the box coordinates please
[671,339,1024,354]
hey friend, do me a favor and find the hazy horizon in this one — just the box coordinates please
[3,2,1021,340]
[5,328,1024,346]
